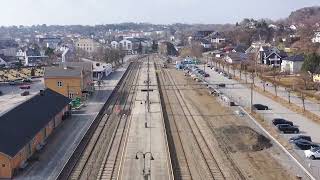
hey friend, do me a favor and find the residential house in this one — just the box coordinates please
[281,54,304,74]
[224,52,248,64]
[111,41,119,49]
[200,39,212,50]
[259,47,287,67]
[232,44,249,53]
[210,32,226,44]
[0,89,70,179]
[44,62,93,99]
[119,39,133,54]
[75,38,100,53]
[312,31,320,43]
[192,30,215,40]
[24,48,48,66]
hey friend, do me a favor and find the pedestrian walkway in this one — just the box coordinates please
[120,60,173,180]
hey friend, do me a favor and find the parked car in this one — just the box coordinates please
[252,104,269,110]
[289,135,312,143]
[0,90,2,96]
[272,118,293,126]
[20,85,31,89]
[305,147,320,159]
[276,124,299,134]
[294,140,319,150]
[22,78,32,83]
[218,83,226,88]
[21,91,30,96]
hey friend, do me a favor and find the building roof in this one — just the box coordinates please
[44,66,82,78]
[233,44,249,53]
[282,54,304,62]
[226,52,248,62]
[44,62,92,78]
[0,89,71,157]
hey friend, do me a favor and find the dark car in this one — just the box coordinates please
[218,83,226,88]
[22,78,32,83]
[0,90,2,96]
[272,118,293,126]
[204,73,210,77]
[276,124,299,134]
[21,91,30,96]
[289,135,312,143]
[293,139,320,150]
[252,104,269,110]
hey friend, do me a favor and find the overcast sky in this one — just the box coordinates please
[1,0,319,26]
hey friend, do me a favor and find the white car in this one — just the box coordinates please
[304,147,320,160]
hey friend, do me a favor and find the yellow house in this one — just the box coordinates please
[44,62,93,99]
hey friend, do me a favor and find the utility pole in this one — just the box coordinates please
[250,83,253,113]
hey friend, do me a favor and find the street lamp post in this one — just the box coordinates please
[135,151,155,179]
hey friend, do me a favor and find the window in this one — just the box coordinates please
[69,92,74,99]
[2,164,5,167]
[57,81,63,87]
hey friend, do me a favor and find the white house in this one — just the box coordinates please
[312,31,320,43]
[119,39,133,54]
[111,41,119,49]
[281,54,304,74]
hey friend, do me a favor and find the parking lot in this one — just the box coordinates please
[181,63,320,179]
[0,79,44,115]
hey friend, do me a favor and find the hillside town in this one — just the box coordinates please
[0,4,320,180]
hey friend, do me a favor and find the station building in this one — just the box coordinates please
[0,89,71,178]
[44,62,93,99]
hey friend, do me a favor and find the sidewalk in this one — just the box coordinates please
[14,66,128,180]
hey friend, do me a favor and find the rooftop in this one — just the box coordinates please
[0,89,70,157]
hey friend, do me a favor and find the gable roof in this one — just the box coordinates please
[283,54,304,62]
[226,52,248,62]
[0,89,71,157]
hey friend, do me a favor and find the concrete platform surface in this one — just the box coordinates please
[120,61,173,180]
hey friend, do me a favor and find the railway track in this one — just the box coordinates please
[96,62,141,180]
[156,64,192,180]
[165,67,247,180]
[157,64,226,180]
[58,61,141,180]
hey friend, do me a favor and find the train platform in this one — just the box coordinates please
[120,60,173,180]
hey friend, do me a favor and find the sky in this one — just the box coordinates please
[0,0,319,26]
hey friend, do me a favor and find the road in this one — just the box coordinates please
[212,64,320,118]
[199,65,320,179]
